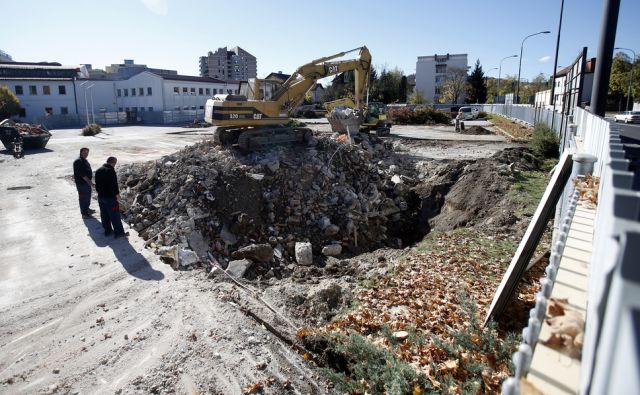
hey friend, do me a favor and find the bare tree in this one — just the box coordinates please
[438,67,468,104]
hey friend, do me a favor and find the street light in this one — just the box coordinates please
[87,84,95,124]
[498,55,518,103]
[79,81,91,125]
[516,30,551,104]
[614,47,636,111]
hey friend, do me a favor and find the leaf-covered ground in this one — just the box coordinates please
[307,227,549,394]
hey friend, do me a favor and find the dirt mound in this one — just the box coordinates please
[459,125,493,135]
[118,134,419,276]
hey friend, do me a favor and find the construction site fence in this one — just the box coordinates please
[500,106,640,394]
[475,104,564,135]
[34,110,206,129]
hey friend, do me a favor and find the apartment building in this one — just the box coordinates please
[415,53,468,104]
[199,46,257,80]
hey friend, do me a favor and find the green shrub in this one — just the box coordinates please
[531,124,559,158]
[81,123,102,136]
[477,111,488,119]
[388,107,451,125]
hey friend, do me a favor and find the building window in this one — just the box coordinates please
[213,88,217,94]
[183,106,189,110]
[174,87,179,94]
[139,107,145,112]
[43,86,51,95]
[199,105,204,109]
[191,106,196,110]
[19,108,26,117]
[435,87,442,94]
[139,87,144,96]
[148,106,153,111]
[117,89,122,97]
[436,64,447,73]
[60,107,69,115]
[190,87,196,95]
[174,106,180,110]
[206,88,211,95]
[58,85,66,95]
[45,107,53,115]
[15,85,23,95]
[182,87,188,94]
[125,107,130,111]
[132,88,136,96]
[29,86,37,95]
[147,87,152,95]
[119,107,123,112]
[227,89,232,94]
[199,88,203,95]
[124,89,129,96]
[235,89,238,94]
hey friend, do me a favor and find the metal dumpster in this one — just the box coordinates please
[0,125,51,150]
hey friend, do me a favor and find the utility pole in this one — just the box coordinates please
[591,0,621,116]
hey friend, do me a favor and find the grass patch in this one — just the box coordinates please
[508,170,550,216]
[488,114,532,140]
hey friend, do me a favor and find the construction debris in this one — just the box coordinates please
[118,133,418,277]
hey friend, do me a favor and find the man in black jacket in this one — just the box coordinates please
[73,147,95,218]
[95,157,128,238]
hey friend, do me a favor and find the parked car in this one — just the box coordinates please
[458,106,479,120]
[613,111,640,124]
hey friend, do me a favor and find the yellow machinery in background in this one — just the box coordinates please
[204,46,372,150]
[324,98,392,136]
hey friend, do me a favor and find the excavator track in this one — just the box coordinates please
[237,127,312,152]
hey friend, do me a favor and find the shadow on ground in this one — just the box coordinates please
[82,217,164,281]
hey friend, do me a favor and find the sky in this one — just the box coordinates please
[2,0,639,82]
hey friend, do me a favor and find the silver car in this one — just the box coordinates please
[613,111,640,124]
[458,106,479,120]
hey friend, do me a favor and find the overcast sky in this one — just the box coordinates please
[2,0,639,81]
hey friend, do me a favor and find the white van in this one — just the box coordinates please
[458,106,479,120]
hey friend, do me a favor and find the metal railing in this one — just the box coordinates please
[497,106,640,394]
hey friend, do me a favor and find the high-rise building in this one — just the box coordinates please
[199,46,257,80]
[415,53,468,104]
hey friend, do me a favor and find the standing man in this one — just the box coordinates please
[95,157,128,238]
[73,147,95,218]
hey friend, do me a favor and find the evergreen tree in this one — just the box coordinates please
[399,76,408,102]
[467,59,487,103]
[0,86,21,119]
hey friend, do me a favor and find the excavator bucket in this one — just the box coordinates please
[326,106,364,134]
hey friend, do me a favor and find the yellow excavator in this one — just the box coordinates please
[204,46,372,150]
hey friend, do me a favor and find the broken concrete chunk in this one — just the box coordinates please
[226,259,253,278]
[317,216,331,230]
[220,226,237,246]
[178,248,200,266]
[187,231,208,258]
[321,244,342,257]
[323,224,340,236]
[295,242,313,266]
[231,243,273,263]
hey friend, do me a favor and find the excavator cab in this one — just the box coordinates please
[239,79,283,101]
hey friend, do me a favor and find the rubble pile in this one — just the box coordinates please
[118,134,419,278]
[0,119,48,135]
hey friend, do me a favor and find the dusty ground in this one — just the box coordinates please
[0,122,521,394]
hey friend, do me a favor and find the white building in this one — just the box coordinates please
[415,53,468,104]
[534,58,596,109]
[1,62,242,124]
[0,62,89,122]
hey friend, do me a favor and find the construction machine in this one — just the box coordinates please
[324,98,392,136]
[204,46,372,150]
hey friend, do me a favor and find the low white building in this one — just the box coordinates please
[0,62,89,122]
[533,58,596,109]
[415,53,468,104]
[1,62,242,125]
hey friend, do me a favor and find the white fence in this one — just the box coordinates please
[497,105,640,394]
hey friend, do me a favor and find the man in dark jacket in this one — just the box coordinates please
[95,157,128,238]
[73,147,95,218]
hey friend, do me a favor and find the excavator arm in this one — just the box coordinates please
[272,46,371,112]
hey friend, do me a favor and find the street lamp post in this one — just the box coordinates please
[498,55,518,103]
[79,81,90,126]
[615,47,636,111]
[516,30,551,104]
[88,84,95,124]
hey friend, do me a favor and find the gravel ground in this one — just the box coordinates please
[0,122,518,394]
